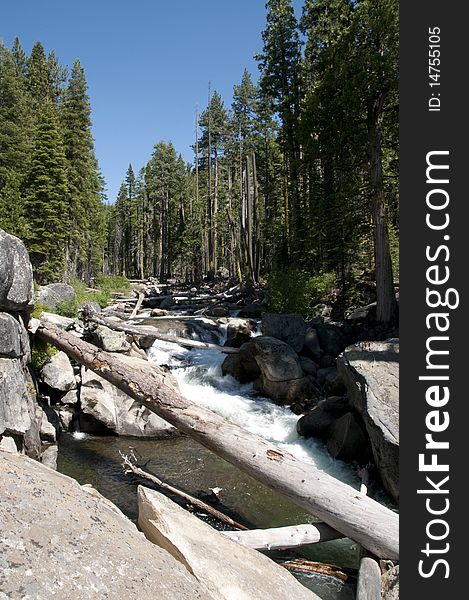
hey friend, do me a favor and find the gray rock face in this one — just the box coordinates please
[261,313,306,353]
[0,313,30,362]
[38,282,75,309]
[80,355,178,437]
[41,351,77,392]
[337,339,399,502]
[138,486,319,600]
[0,451,213,600]
[0,358,35,436]
[0,229,35,313]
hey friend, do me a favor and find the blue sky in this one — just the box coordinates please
[2,0,303,203]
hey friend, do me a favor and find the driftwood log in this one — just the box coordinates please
[36,322,399,560]
[223,523,344,550]
[120,453,248,531]
[84,310,239,354]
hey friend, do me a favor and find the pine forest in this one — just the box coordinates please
[0,0,398,323]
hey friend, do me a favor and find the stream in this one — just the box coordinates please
[58,311,362,599]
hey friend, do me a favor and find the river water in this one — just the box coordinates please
[58,315,365,599]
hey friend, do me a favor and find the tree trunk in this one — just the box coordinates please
[369,93,396,323]
[37,322,399,560]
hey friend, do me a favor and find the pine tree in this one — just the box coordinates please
[27,42,55,107]
[257,0,302,257]
[60,59,105,279]
[198,90,228,277]
[24,101,69,283]
[0,44,31,189]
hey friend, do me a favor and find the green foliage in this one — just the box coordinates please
[24,100,69,284]
[52,275,131,317]
[31,338,57,371]
[268,267,336,318]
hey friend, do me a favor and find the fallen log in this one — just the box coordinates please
[222,523,343,550]
[120,453,248,531]
[84,309,239,354]
[129,293,144,319]
[36,322,399,560]
[279,559,354,583]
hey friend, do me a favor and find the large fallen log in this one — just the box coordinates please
[83,310,239,354]
[36,322,399,560]
[222,523,344,550]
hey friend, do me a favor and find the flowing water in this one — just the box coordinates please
[58,315,364,599]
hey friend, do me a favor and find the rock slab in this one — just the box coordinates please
[337,339,399,502]
[0,451,212,599]
[138,485,319,600]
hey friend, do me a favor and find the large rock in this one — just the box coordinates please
[41,350,77,392]
[337,339,399,502]
[297,396,350,439]
[94,324,131,352]
[315,322,346,357]
[38,282,75,309]
[249,336,313,404]
[261,313,306,353]
[0,451,213,600]
[138,486,319,600]
[0,229,34,313]
[326,412,371,464]
[303,327,322,362]
[80,355,179,437]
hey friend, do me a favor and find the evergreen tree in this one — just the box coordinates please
[24,101,69,283]
[257,0,302,256]
[0,44,31,190]
[27,41,55,107]
[60,59,105,279]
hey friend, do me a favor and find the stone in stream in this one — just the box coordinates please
[249,336,313,404]
[0,229,35,313]
[296,396,350,439]
[0,451,213,600]
[337,339,399,502]
[80,354,179,437]
[326,412,371,464]
[138,486,320,600]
